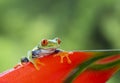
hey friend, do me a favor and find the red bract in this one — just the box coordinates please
[74,67,119,83]
[0,52,119,83]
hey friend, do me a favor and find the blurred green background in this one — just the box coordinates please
[0,0,120,82]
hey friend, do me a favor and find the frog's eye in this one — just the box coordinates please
[56,38,61,44]
[41,39,48,46]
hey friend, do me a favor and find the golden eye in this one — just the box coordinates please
[57,38,61,44]
[41,39,48,46]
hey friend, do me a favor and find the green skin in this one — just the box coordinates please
[27,38,61,67]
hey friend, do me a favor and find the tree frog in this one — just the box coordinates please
[21,38,71,70]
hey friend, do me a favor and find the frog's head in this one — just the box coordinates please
[38,38,61,49]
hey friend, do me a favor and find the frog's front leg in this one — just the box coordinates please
[30,50,45,70]
[54,50,71,64]
[31,58,44,70]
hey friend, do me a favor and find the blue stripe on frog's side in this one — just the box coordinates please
[32,48,59,58]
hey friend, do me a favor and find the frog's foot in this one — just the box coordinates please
[54,51,71,64]
[32,59,45,70]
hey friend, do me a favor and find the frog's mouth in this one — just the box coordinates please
[43,44,60,49]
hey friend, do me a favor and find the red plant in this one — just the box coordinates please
[0,51,120,83]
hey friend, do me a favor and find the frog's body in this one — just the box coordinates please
[21,38,71,70]
[31,47,58,58]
